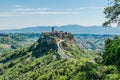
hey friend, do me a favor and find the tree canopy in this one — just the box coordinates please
[103,0,120,27]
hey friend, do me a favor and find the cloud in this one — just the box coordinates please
[0,11,79,17]
[68,6,104,10]
[14,8,48,11]
[0,6,80,17]
[15,5,22,8]
[21,11,79,15]
[86,6,104,9]
[0,14,19,17]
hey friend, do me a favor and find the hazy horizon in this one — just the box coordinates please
[0,0,107,29]
[0,24,104,30]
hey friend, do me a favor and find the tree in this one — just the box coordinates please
[103,0,120,27]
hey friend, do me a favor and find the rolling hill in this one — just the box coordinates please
[0,33,40,54]
[0,31,120,80]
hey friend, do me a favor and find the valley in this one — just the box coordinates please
[0,33,39,54]
[0,33,115,55]
[0,31,119,80]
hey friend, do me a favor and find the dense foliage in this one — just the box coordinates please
[103,36,120,66]
[0,32,120,80]
[1,49,120,80]
[0,33,40,54]
[103,0,120,27]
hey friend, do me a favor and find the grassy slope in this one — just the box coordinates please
[0,34,120,80]
[0,48,119,80]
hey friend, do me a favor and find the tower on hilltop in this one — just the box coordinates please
[52,27,54,33]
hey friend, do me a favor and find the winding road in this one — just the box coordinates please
[57,40,71,59]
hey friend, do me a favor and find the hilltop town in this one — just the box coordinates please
[41,27,75,41]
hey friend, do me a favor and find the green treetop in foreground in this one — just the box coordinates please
[103,0,120,27]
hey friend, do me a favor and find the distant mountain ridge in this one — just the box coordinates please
[0,25,120,35]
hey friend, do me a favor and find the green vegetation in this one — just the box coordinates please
[74,34,114,55]
[0,32,120,80]
[0,33,39,54]
[103,36,120,66]
[103,0,120,27]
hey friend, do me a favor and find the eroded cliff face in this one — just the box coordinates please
[28,31,80,58]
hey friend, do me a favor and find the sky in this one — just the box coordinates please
[0,0,108,29]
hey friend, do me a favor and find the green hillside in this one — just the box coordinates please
[0,32,120,80]
[0,33,39,54]
[103,36,120,66]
